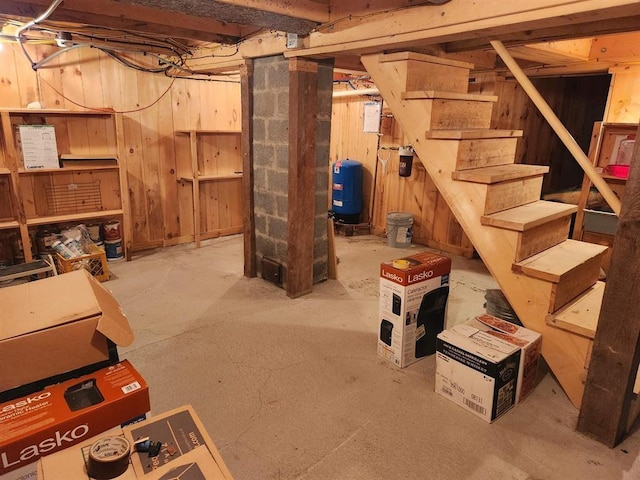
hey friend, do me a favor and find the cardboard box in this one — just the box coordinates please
[435,323,520,422]
[0,360,149,477]
[378,251,451,367]
[123,405,233,479]
[0,269,134,396]
[37,406,233,479]
[471,314,542,404]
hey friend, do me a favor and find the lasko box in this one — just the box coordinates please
[378,251,451,367]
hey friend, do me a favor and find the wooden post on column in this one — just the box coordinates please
[578,123,640,446]
[240,60,257,277]
[287,58,318,298]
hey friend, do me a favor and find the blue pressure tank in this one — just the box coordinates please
[331,159,363,224]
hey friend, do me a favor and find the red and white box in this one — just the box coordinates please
[378,251,451,367]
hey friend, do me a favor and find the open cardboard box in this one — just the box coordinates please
[0,270,134,398]
[37,406,233,480]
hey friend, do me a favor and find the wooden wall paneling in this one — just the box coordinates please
[118,64,148,248]
[0,48,24,108]
[606,67,640,124]
[33,45,65,110]
[9,46,40,108]
[137,72,169,244]
[58,47,86,109]
[99,51,120,110]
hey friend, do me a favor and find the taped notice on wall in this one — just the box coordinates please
[363,101,381,133]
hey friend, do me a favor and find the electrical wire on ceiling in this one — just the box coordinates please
[1,0,248,83]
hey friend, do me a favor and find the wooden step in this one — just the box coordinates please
[481,201,577,231]
[403,95,497,131]
[378,52,472,93]
[482,201,577,262]
[425,129,522,140]
[513,240,608,312]
[483,176,543,215]
[546,281,604,339]
[452,164,549,183]
[424,133,520,171]
[402,91,498,102]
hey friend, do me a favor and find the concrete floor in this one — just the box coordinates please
[106,234,640,480]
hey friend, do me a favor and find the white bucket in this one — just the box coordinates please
[386,212,413,248]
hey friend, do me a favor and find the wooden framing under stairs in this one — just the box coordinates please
[361,51,606,408]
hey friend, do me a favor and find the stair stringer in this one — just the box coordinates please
[361,53,591,408]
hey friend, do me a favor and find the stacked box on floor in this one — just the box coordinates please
[0,361,150,479]
[378,251,451,368]
[435,315,542,422]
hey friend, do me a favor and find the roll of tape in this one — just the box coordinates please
[392,259,410,270]
[87,436,131,480]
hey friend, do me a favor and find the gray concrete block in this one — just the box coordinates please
[256,233,276,258]
[267,169,289,194]
[253,164,267,191]
[253,143,275,168]
[267,119,289,144]
[314,238,328,259]
[276,194,288,217]
[254,214,267,235]
[274,145,289,170]
[268,216,289,241]
[276,90,290,117]
[254,91,276,118]
[254,191,276,215]
[267,59,289,88]
[313,260,328,284]
[253,117,266,141]
[315,191,329,214]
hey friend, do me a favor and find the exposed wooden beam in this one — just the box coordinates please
[0,0,242,43]
[578,124,640,447]
[241,60,257,278]
[287,58,318,298]
[590,31,640,63]
[114,0,321,35]
[210,0,329,23]
[444,16,640,53]
[291,0,640,58]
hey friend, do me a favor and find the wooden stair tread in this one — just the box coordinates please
[402,91,498,102]
[452,164,549,184]
[546,281,605,338]
[481,201,577,231]
[425,129,523,140]
[378,51,474,69]
[512,240,608,283]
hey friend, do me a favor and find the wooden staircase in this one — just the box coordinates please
[361,52,607,408]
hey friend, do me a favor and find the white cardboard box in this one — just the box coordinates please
[471,314,542,404]
[435,324,520,422]
[378,251,451,368]
[435,316,542,422]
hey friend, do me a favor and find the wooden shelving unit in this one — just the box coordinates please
[0,109,131,263]
[572,122,637,273]
[175,129,243,248]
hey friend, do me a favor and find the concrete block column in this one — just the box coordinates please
[249,55,333,296]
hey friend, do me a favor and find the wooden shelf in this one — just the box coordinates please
[1,108,114,117]
[178,173,243,182]
[601,174,628,182]
[175,129,241,135]
[0,168,10,175]
[26,209,124,226]
[19,165,119,174]
[1,108,131,263]
[0,220,19,230]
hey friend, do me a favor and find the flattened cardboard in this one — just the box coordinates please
[123,406,233,480]
[0,361,149,476]
[0,270,133,393]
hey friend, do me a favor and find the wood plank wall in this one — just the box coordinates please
[0,45,241,251]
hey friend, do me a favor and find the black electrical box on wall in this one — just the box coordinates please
[262,256,283,287]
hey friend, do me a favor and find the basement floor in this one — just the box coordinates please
[107,234,640,480]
